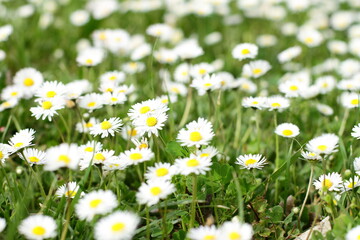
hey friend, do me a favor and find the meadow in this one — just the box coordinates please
[0,0,360,239]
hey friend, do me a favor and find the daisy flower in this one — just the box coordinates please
[275,123,300,138]
[232,43,258,61]
[35,81,67,100]
[101,92,127,106]
[352,123,360,139]
[133,112,168,137]
[18,215,57,240]
[121,125,142,140]
[313,172,343,192]
[315,76,336,94]
[297,27,323,47]
[174,39,204,60]
[265,95,290,111]
[76,47,105,67]
[0,24,13,42]
[346,225,360,240]
[65,80,92,100]
[190,74,222,96]
[242,96,266,109]
[128,99,169,120]
[8,128,35,153]
[0,99,18,112]
[136,179,176,206]
[175,154,212,175]
[354,157,360,175]
[316,104,334,116]
[340,92,360,108]
[13,68,44,99]
[190,63,215,78]
[78,141,103,160]
[132,137,150,149]
[119,147,154,166]
[44,143,80,171]
[236,154,267,170]
[279,80,307,98]
[55,181,83,198]
[301,151,322,161]
[1,85,24,101]
[75,189,118,221]
[0,217,5,233]
[195,146,218,159]
[103,157,129,171]
[242,60,271,78]
[341,176,360,193]
[177,117,215,148]
[144,163,176,181]
[306,133,339,155]
[70,10,90,26]
[76,117,99,133]
[122,61,145,74]
[187,225,221,240]
[94,211,140,240]
[0,144,11,163]
[100,71,125,85]
[146,23,173,40]
[30,98,65,121]
[219,220,253,240]
[278,46,301,63]
[174,63,191,83]
[78,93,104,111]
[90,117,123,138]
[20,148,46,166]
[92,150,116,164]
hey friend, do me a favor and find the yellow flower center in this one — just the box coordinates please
[171,87,180,93]
[200,153,210,157]
[241,48,250,54]
[245,158,257,166]
[204,83,212,87]
[14,142,23,148]
[130,153,142,160]
[89,199,102,208]
[357,234,360,240]
[252,101,259,105]
[127,129,138,136]
[199,69,206,75]
[23,78,34,87]
[106,88,113,92]
[94,153,105,161]
[289,85,298,91]
[271,103,281,107]
[204,235,216,240]
[150,186,162,196]
[347,182,357,188]
[109,75,117,80]
[85,122,93,128]
[282,129,293,136]
[66,190,76,197]
[186,159,199,167]
[317,145,327,151]
[161,99,168,104]
[0,151,3,159]
[42,101,52,110]
[304,37,313,44]
[140,106,151,114]
[252,68,262,75]
[309,152,316,157]
[46,91,57,98]
[29,156,40,163]
[87,102,96,107]
[139,143,148,149]
[110,97,118,102]
[156,168,169,177]
[242,83,250,90]
[189,131,202,142]
[322,179,333,189]
[11,92,18,96]
[2,102,11,107]
[100,121,112,130]
[99,33,107,40]
[229,232,241,240]
[111,222,125,232]
[58,155,70,163]
[32,226,46,236]
[146,117,157,127]
[85,59,93,65]
[351,99,359,105]
[84,147,93,152]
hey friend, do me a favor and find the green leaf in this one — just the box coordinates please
[165,141,187,158]
[266,205,283,222]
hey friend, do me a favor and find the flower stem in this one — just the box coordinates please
[298,164,314,229]
[146,206,150,239]
[232,171,244,222]
[189,174,198,228]
[179,87,192,128]
[338,108,349,137]
[274,111,280,203]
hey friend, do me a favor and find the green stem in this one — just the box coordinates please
[179,87,193,128]
[146,206,150,239]
[232,171,244,222]
[298,164,314,229]
[338,108,349,137]
[162,199,168,239]
[189,174,198,228]
[274,111,280,203]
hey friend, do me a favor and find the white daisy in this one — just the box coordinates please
[219,220,253,240]
[0,217,5,233]
[144,163,176,181]
[18,215,57,240]
[78,93,104,111]
[128,99,169,120]
[35,81,67,100]
[301,151,322,161]
[313,172,343,192]
[75,189,118,221]
[76,47,105,67]
[13,68,44,99]
[354,157,360,175]
[55,181,83,198]
[187,225,221,240]
[76,117,99,133]
[30,98,65,121]
[265,95,290,111]
[94,211,140,240]
[232,43,258,61]
[236,154,267,170]
[119,147,154,166]
[195,146,218,159]
[346,225,360,240]
[133,112,168,137]
[20,148,46,166]
[242,60,271,78]
[8,128,35,153]
[175,154,212,176]
[90,117,123,138]
[0,144,11,163]
[306,133,339,155]
[275,123,300,138]
[340,92,360,109]
[242,96,266,109]
[341,176,360,193]
[44,143,80,171]
[136,179,176,206]
[190,74,222,96]
[177,117,215,148]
